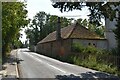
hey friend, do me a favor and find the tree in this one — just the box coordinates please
[52,2,120,49]
[2,2,29,63]
[25,11,47,48]
[52,2,119,26]
[25,12,72,49]
[52,2,120,69]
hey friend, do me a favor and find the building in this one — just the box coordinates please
[36,22,108,58]
[36,5,120,57]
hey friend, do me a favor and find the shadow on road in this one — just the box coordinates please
[55,72,120,80]
[2,75,18,80]
[7,55,24,65]
[56,74,80,80]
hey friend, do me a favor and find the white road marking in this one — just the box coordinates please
[18,49,101,78]
[30,52,76,67]
[46,63,66,73]
[25,52,67,74]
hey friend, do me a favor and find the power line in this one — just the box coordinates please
[58,15,82,17]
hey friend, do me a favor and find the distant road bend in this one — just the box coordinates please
[17,49,119,79]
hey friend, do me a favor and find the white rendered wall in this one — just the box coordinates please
[73,39,108,49]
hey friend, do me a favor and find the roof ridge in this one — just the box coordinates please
[77,24,102,38]
[67,24,77,38]
[38,23,105,44]
[47,24,73,36]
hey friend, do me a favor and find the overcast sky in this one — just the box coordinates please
[20,0,90,43]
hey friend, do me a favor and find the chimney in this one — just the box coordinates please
[56,17,61,40]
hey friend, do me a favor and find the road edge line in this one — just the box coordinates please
[16,49,19,79]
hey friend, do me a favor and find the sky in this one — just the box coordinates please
[26,0,90,19]
[20,0,91,43]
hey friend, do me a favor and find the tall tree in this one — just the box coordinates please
[52,2,120,69]
[2,2,29,63]
[25,11,46,47]
[52,2,119,26]
[52,2,120,48]
[25,12,72,49]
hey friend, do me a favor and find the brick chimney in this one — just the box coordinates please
[56,17,61,40]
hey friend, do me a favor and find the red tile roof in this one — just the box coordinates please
[38,23,105,44]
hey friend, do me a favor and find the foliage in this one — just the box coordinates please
[52,2,119,26]
[2,2,29,63]
[52,1,120,58]
[70,43,119,76]
[39,42,119,76]
[25,12,46,46]
[72,43,106,55]
[12,39,23,49]
[62,53,119,76]
[25,11,72,48]
[71,42,85,53]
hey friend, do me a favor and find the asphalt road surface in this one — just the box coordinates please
[17,48,119,79]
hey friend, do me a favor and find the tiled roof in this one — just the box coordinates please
[38,23,105,44]
[70,25,104,39]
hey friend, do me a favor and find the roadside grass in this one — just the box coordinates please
[70,55,119,75]
[68,43,120,77]
[38,43,120,77]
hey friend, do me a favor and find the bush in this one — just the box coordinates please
[71,43,119,76]
[72,43,85,53]
[85,46,97,54]
[72,43,104,55]
[110,48,118,55]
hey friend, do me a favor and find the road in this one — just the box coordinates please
[17,49,119,79]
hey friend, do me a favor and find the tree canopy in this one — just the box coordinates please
[52,2,120,69]
[25,11,73,49]
[25,11,106,50]
[2,2,29,60]
[52,2,120,25]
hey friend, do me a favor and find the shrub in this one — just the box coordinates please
[84,46,98,54]
[72,43,85,53]
[66,55,74,64]
[72,43,103,55]
[110,48,118,55]
[71,42,119,76]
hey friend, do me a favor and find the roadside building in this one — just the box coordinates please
[36,22,108,57]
